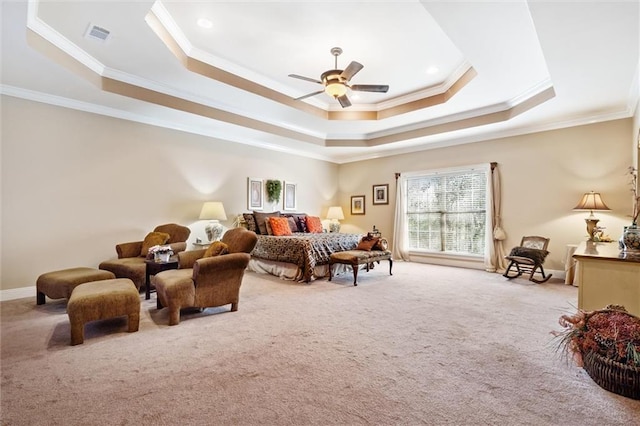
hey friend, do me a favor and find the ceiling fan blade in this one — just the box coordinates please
[294,90,325,101]
[340,61,363,81]
[288,74,323,85]
[350,84,389,93]
[337,94,352,108]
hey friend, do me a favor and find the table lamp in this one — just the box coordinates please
[326,206,345,233]
[573,191,610,241]
[199,201,227,241]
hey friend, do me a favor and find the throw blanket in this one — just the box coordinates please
[251,233,362,282]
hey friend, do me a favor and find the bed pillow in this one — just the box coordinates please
[356,236,380,251]
[269,217,293,236]
[306,216,323,233]
[296,216,309,233]
[242,213,258,233]
[203,241,229,258]
[140,232,170,257]
[282,215,299,233]
[253,211,281,235]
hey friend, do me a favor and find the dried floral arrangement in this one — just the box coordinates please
[149,245,173,255]
[553,305,640,367]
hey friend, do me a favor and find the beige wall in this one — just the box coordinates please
[1,96,636,291]
[1,96,339,290]
[338,119,634,271]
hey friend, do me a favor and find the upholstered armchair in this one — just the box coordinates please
[153,227,258,325]
[99,223,191,291]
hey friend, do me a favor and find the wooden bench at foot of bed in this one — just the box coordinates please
[328,250,393,286]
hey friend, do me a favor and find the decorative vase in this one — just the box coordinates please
[205,220,224,242]
[622,223,640,252]
[154,252,170,262]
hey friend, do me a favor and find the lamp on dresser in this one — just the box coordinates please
[573,191,610,241]
[326,206,345,233]
[199,201,227,242]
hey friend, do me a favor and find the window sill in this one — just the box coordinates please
[408,250,485,270]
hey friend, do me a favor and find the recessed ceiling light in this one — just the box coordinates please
[426,66,439,75]
[197,18,213,29]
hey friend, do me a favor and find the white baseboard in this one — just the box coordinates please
[1,286,35,302]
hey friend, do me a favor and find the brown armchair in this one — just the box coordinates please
[153,227,258,325]
[99,223,191,291]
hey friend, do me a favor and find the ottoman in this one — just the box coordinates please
[67,279,140,345]
[36,267,116,305]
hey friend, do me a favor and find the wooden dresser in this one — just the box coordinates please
[573,241,640,316]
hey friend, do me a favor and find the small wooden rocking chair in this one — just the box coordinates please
[503,236,552,283]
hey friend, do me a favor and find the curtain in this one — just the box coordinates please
[486,162,507,272]
[392,174,410,261]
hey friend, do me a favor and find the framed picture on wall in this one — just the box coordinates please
[283,181,297,211]
[372,184,389,205]
[248,177,263,210]
[351,195,365,215]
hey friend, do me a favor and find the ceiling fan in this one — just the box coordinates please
[288,47,389,108]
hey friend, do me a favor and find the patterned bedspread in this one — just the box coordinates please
[251,233,362,282]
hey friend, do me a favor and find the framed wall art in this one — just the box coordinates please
[283,181,297,211]
[247,177,264,210]
[372,184,389,205]
[351,195,365,215]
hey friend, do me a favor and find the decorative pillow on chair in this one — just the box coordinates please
[253,211,281,235]
[269,217,293,236]
[508,246,549,264]
[356,236,380,251]
[204,241,229,257]
[140,232,171,257]
[306,216,323,233]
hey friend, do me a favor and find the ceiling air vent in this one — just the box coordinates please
[84,23,111,43]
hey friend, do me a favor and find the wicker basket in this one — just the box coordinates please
[583,351,640,399]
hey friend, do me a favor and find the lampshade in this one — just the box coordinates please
[199,201,227,221]
[326,206,345,220]
[573,191,610,214]
[325,82,347,98]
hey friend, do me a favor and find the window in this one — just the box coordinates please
[405,167,488,255]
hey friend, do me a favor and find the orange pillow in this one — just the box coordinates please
[269,217,292,236]
[356,237,379,251]
[140,232,170,257]
[204,241,228,257]
[306,216,323,233]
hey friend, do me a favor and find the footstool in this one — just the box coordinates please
[329,250,393,286]
[36,267,116,305]
[67,278,140,345]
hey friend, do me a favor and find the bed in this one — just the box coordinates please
[248,232,362,282]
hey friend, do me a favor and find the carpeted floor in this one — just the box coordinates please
[1,262,639,425]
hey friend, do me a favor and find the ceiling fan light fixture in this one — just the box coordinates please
[325,82,347,98]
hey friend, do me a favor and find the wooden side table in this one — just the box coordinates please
[144,257,179,300]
